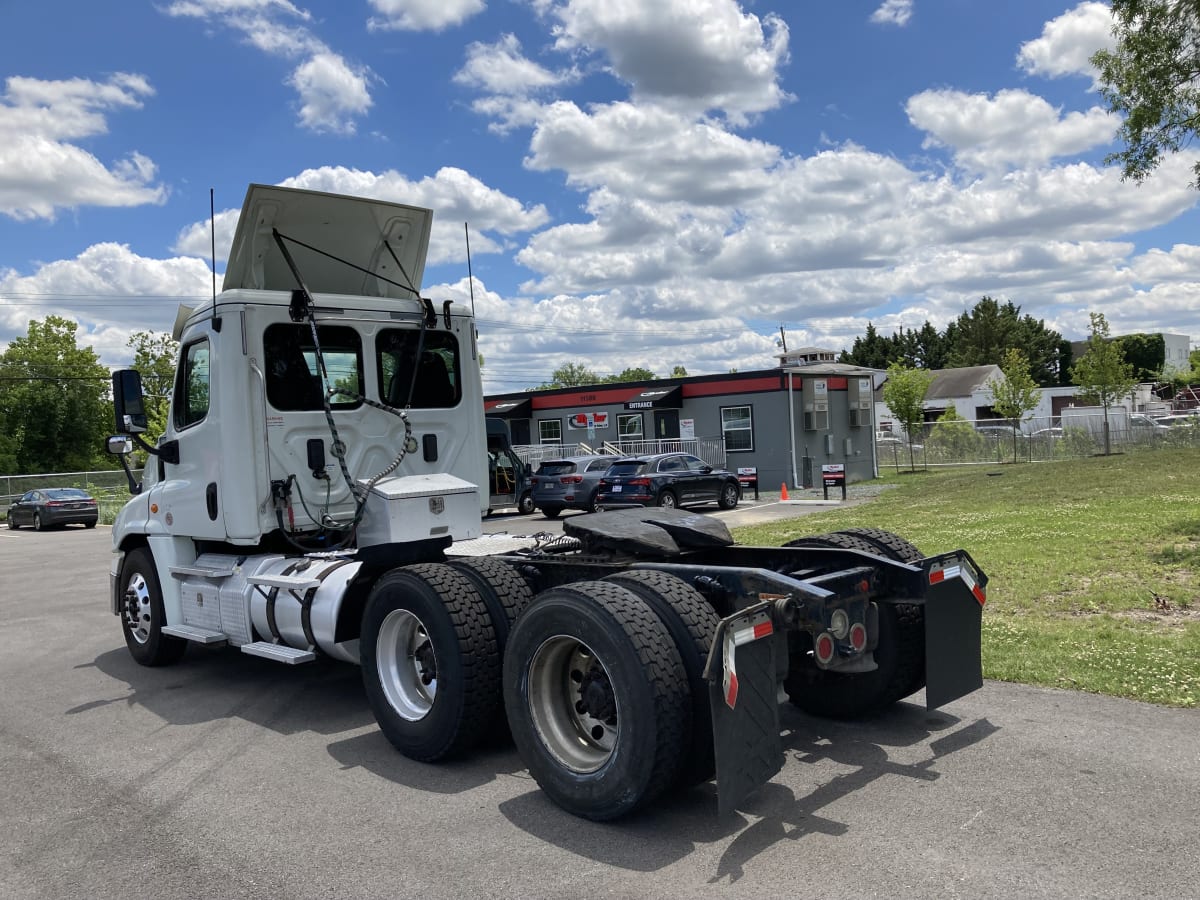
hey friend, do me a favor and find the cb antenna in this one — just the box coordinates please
[464,222,476,318]
[210,188,217,302]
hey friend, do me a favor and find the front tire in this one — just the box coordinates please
[7,516,16,530]
[504,581,689,820]
[120,547,188,666]
[360,563,501,761]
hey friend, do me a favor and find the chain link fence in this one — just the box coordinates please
[875,414,1200,471]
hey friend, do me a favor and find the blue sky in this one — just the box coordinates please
[2,0,1197,393]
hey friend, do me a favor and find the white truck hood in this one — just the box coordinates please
[222,183,433,299]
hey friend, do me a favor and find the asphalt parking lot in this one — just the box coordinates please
[1,519,1197,899]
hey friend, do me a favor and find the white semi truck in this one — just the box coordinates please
[105,184,987,820]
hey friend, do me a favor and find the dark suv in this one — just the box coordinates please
[531,455,615,517]
[595,453,740,511]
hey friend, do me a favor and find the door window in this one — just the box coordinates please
[174,339,211,430]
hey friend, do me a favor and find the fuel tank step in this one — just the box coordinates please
[161,624,227,644]
[240,641,316,664]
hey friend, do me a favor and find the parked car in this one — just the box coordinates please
[7,488,99,530]
[530,455,615,517]
[1130,414,1171,436]
[595,452,741,511]
[1030,426,1063,440]
[1152,413,1200,428]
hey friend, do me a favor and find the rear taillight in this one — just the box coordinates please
[814,632,836,665]
[560,475,584,484]
[628,478,651,487]
[45,501,65,507]
[849,623,867,652]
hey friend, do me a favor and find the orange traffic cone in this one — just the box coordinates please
[780,482,789,501]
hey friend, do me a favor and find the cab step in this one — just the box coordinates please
[169,564,235,579]
[240,642,316,664]
[246,574,323,592]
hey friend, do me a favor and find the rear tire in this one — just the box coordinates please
[34,513,44,532]
[656,490,678,509]
[85,520,97,529]
[782,532,925,718]
[717,482,739,510]
[120,547,187,667]
[541,506,562,519]
[602,570,720,786]
[361,563,501,761]
[504,581,689,820]
[446,556,533,654]
[517,491,534,515]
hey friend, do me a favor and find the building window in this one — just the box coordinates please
[539,419,562,444]
[721,405,753,452]
[618,414,643,442]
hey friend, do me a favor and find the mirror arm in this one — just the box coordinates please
[115,452,142,496]
[130,433,180,466]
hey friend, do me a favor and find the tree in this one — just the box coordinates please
[534,362,600,389]
[925,406,980,460]
[882,363,935,471]
[604,367,657,384]
[0,316,111,474]
[944,297,1064,386]
[670,365,688,378]
[127,331,178,446]
[988,348,1041,462]
[1093,1,1200,187]
[1117,332,1166,380]
[1071,312,1139,455]
[840,322,895,369]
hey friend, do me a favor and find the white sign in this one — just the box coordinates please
[680,418,695,440]
[567,411,610,430]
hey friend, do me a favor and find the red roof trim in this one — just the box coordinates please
[531,386,639,410]
[681,375,783,398]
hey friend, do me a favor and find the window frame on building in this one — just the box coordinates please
[720,404,754,452]
[539,419,563,444]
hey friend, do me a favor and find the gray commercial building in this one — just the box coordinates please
[485,362,885,491]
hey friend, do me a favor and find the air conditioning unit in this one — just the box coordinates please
[802,378,829,431]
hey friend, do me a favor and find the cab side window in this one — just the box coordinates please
[377,330,461,409]
[264,324,363,412]
[174,339,210,430]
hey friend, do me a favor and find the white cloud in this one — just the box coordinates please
[173,166,550,267]
[542,0,792,124]
[870,0,913,27]
[1017,2,1115,83]
[163,0,374,133]
[367,0,486,32]
[454,34,575,96]
[906,88,1118,174]
[0,243,213,362]
[0,73,165,221]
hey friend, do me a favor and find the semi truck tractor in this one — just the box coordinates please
[105,183,987,820]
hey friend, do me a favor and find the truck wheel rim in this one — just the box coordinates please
[527,635,617,773]
[377,609,437,721]
[123,574,152,645]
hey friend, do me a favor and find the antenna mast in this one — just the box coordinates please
[210,188,217,302]
[464,222,476,318]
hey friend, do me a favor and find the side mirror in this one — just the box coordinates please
[112,369,148,434]
[105,435,134,456]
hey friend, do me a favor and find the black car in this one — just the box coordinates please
[531,455,615,517]
[595,453,740,511]
[7,488,99,530]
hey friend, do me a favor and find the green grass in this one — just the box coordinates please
[733,449,1200,708]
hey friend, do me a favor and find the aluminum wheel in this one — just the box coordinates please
[527,635,619,773]
[376,609,438,722]
[123,572,153,645]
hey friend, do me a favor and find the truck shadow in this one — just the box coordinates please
[82,645,374,736]
[326,730,527,794]
[498,701,999,879]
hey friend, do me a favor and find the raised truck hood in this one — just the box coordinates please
[223,183,433,299]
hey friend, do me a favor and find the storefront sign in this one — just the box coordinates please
[567,412,610,430]
[680,418,695,440]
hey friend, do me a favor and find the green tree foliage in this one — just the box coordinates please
[925,406,980,460]
[1117,332,1166,380]
[840,322,895,369]
[882,363,935,470]
[604,367,657,384]
[0,316,111,474]
[1072,313,1140,455]
[535,362,600,389]
[988,348,1041,462]
[945,297,1064,386]
[670,365,688,377]
[1093,0,1200,187]
[127,331,178,446]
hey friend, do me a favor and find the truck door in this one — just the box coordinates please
[152,333,228,540]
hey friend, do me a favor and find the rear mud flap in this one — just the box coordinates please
[705,606,783,815]
[923,554,986,710]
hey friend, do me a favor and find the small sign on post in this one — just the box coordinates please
[821,463,846,501]
[736,466,758,500]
